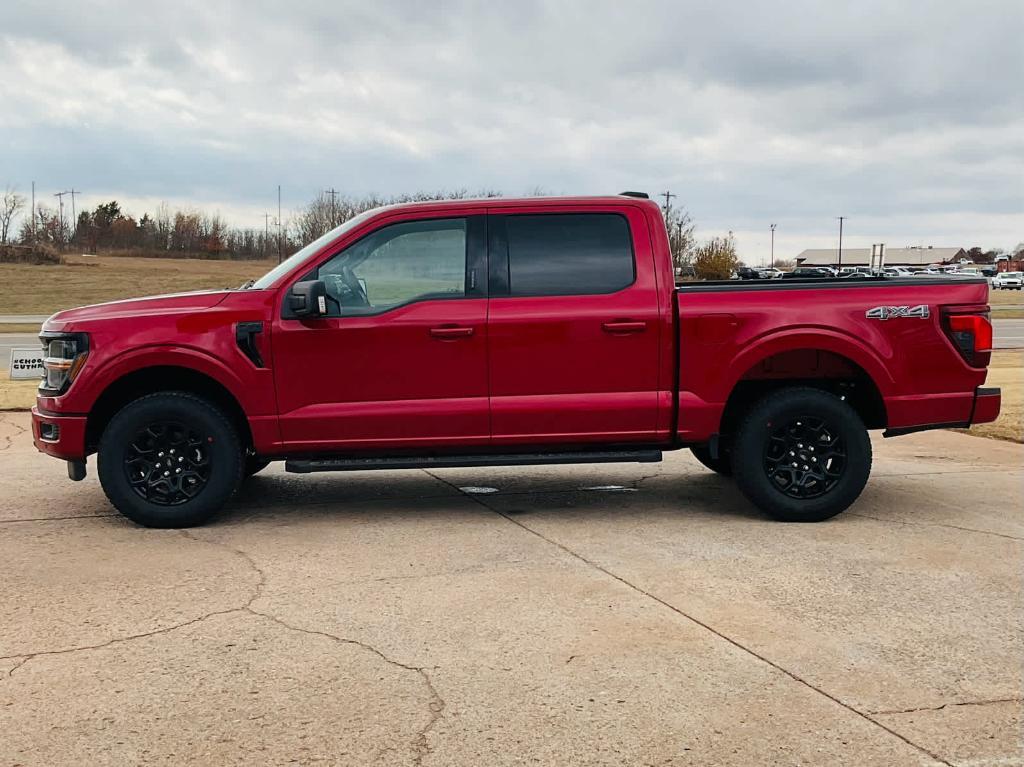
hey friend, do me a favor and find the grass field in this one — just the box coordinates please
[0,255,277,315]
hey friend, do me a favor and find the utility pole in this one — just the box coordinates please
[277,185,282,264]
[264,213,270,258]
[54,191,70,245]
[69,189,78,243]
[324,187,339,228]
[31,181,35,244]
[659,190,676,219]
[770,223,777,269]
[837,216,846,269]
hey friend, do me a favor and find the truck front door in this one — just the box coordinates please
[272,213,489,451]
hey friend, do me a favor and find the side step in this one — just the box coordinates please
[285,449,662,474]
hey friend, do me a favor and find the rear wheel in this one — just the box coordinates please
[690,445,733,476]
[732,387,871,522]
[98,392,243,528]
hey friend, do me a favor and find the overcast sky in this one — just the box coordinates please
[2,0,1022,263]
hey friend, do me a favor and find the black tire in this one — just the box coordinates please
[690,445,733,476]
[732,387,871,522]
[98,392,243,528]
[244,456,271,478]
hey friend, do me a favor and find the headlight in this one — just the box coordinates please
[39,332,89,395]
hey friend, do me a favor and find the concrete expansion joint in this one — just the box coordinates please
[869,696,1024,716]
[847,512,1024,542]
[436,478,960,767]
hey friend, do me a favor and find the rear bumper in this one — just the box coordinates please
[883,387,1001,437]
[31,407,88,460]
[970,386,1001,426]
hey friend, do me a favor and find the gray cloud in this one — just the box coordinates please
[2,0,1022,261]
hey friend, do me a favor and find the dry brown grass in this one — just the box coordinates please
[0,372,37,411]
[958,350,1023,443]
[990,289,1024,305]
[0,255,276,315]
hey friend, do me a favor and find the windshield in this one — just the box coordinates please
[250,208,380,289]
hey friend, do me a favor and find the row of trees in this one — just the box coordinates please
[0,184,811,279]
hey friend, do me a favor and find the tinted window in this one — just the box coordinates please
[505,214,634,296]
[317,218,466,316]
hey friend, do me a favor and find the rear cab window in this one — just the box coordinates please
[490,213,635,297]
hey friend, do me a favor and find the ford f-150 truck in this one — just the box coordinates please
[31,193,1001,527]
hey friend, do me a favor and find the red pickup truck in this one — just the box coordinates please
[31,193,1000,528]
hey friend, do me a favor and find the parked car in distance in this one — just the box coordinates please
[992,271,1023,290]
[736,267,763,280]
[783,266,834,278]
[32,193,1001,528]
[758,268,784,279]
[884,267,914,278]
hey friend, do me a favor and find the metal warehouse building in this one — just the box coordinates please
[795,246,965,267]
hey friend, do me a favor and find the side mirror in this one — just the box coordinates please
[289,280,328,318]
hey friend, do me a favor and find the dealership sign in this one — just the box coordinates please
[9,348,44,380]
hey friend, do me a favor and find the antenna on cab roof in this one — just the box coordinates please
[618,191,649,199]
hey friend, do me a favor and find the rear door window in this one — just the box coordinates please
[503,213,634,297]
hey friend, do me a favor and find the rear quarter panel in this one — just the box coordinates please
[675,280,990,441]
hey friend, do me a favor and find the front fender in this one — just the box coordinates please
[39,344,266,416]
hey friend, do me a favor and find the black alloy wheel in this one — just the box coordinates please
[732,387,871,522]
[763,416,846,499]
[123,420,213,505]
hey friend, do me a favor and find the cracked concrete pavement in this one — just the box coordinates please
[0,412,1021,766]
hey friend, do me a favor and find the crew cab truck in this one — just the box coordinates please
[31,194,1001,528]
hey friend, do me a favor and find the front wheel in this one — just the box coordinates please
[98,392,244,528]
[732,387,871,522]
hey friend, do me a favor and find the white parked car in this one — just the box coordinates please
[884,267,914,278]
[992,272,1023,290]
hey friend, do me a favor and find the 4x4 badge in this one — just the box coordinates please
[866,305,930,320]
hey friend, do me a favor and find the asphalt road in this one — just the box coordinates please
[0,413,1020,766]
[3,319,1023,373]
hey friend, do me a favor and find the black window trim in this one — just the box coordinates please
[487,211,637,299]
[281,214,487,319]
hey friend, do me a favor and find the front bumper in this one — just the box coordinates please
[31,407,88,460]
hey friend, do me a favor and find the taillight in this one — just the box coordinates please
[943,311,992,367]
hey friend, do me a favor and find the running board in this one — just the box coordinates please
[285,449,663,474]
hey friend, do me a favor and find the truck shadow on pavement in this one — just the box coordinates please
[207,469,769,527]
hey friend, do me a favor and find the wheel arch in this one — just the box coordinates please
[718,341,889,439]
[86,365,253,453]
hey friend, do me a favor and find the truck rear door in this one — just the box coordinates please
[486,205,663,445]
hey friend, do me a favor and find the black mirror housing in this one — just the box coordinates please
[290,280,328,318]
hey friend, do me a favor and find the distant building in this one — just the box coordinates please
[795,246,965,268]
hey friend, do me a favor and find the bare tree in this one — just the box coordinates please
[1,186,27,244]
[664,203,696,269]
